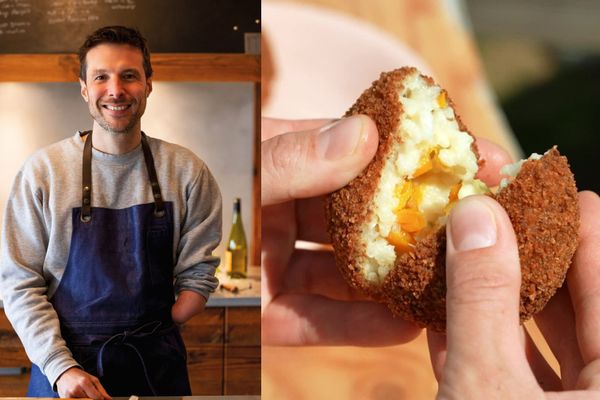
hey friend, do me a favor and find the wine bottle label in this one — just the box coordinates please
[225,250,233,274]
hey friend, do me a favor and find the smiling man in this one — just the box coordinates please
[0,26,222,398]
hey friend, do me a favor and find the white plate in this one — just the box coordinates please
[262,2,432,119]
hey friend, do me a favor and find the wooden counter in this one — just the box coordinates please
[0,397,260,400]
[0,306,260,397]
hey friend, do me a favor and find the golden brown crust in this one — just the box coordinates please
[383,227,447,330]
[325,68,410,298]
[496,147,579,322]
[325,68,579,332]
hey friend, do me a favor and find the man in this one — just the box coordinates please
[0,26,222,397]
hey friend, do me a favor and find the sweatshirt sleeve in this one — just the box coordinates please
[0,167,80,389]
[173,162,222,299]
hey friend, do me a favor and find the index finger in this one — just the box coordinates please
[475,137,513,187]
[84,376,112,400]
[97,381,112,400]
[262,293,421,346]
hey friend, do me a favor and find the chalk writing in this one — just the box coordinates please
[0,0,32,18]
[0,0,136,36]
[0,0,30,35]
[47,0,99,24]
[103,0,135,11]
[0,0,256,52]
[0,20,29,34]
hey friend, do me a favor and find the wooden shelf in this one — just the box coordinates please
[0,53,260,82]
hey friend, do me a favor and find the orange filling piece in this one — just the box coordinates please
[397,209,426,233]
[413,155,433,178]
[443,183,462,215]
[387,152,463,255]
[437,91,447,108]
[448,182,461,202]
[387,230,416,254]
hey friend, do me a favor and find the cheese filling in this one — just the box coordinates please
[361,72,489,283]
[499,152,543,190]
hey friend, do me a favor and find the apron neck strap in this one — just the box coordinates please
[80,131,165,223]
[81,131,93,223]
[140,132,165,217]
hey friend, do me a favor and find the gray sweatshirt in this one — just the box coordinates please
[0,132,222,388]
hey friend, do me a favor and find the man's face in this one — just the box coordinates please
[80,43,152,135]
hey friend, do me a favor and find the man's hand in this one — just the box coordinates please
[56,367,111,400]
[171,290,207,325]
[261,116,513,346]
[429,192,600,398]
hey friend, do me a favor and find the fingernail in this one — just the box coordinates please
[316,116,365,160]
[448,196,497,252]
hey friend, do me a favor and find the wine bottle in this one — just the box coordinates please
[225,197,248,278]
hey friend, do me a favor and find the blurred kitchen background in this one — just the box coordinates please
[467,0,599,194]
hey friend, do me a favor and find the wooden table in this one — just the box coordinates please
[0,397,260,400]
[263,333,438,399]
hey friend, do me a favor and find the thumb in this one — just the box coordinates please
[261,115,378,206]
[443,196,535,382]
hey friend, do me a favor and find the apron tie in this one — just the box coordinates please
[96,320,165,395]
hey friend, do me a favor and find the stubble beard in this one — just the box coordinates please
[96,115,139,136]
[91,99,144,136]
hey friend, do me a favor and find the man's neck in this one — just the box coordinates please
[91,123,142,155]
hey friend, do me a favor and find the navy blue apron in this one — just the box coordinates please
[27,132,191,396]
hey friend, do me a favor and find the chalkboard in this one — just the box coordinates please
[0,0,260,53]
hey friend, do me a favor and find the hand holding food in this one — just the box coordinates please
[261,93,513,345]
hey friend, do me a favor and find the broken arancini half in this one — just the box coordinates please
[325,67,579,332]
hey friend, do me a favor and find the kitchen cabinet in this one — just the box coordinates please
[0,306,260,396]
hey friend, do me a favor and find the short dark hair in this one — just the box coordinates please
[78,25,153,81]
